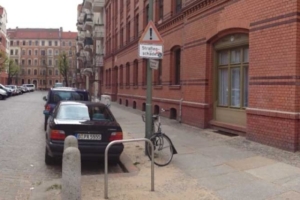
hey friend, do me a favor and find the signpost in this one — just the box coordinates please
[138,0,164,152]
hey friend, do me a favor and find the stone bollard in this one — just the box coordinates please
[62,136,81,200]
[64,135,78,150]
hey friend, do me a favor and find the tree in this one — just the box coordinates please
[0,51,8,72]
[58,52,69,87]
[7,59,20,84]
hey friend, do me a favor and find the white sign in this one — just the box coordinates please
[139,44,163,59]
[149,59,159,70]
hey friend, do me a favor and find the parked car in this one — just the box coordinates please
[6,85,19,95]
[45,101,124,165]
[43,87,90,131]
[0,88,7,100]
[16,86,24,94]
[22,84,35,92]
[0,84,12,97]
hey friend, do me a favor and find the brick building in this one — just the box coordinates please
[0,5,9,84]
[102,0,300,151]
[7,28,77,89]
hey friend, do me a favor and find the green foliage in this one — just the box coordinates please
[58,52,69,86]
[0,51,8,72]
[7,59,20,84]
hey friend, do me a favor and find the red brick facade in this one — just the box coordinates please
[103,0,300,151]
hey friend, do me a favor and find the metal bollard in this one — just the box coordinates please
[64,135,78,150]
[62,147,81,200]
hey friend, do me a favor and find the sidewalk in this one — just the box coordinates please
[31,102,300,200]
[108,103,300,200]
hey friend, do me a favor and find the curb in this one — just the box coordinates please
[119,153,140,175]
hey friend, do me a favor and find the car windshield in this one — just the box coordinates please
[56,104,114,121]
[50,91,87,103]
[57,105,90,120]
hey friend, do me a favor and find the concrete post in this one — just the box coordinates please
[62,147,81,200]
[64,135,78,150]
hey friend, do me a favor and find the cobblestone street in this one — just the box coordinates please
[0,92,123,200]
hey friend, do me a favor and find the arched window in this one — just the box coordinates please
[126,62,130,86]
[170,46,181,85]
[119,65,123,87]
[49,69,52,75]
[34,69,37,75]
[28,69,31,75]
[133,60,138,86]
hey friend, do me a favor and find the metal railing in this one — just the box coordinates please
[104,138,155,199]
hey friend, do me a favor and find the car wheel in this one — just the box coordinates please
[45,147,54,165]
[44,117,47,131]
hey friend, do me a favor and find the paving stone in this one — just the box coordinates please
[268,191,300,200]
[226,156,278,171]
[246,162,300,182]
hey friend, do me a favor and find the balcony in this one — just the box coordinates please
[77,40,84,49]
[93,0,105,12]
[83,14,93,31]
[83,0,92,11]
[95,55,103,67]
[77,22,83,31]
[84,37,93,52]
[78,31,85,41]
[77,13,85,24]
[93,25,105,39]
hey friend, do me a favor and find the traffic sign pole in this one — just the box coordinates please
[145,0,154,153]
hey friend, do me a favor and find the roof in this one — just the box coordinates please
[51,87,87,92]
[60,101,106,107]
[61,31,77,39]
[7,28,77,39]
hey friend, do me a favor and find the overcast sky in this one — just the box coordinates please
[1,0,82,32]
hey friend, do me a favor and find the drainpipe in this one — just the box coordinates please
[179,97,183,123]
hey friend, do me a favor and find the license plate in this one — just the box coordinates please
[77,134,102,140]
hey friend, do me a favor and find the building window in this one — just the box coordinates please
[34,69,37,75]
[23,41,26,46]
[28,79,31,84]
[41,50,45,56]
[134,14,139,38]
[55,59,58,66]
[15,59,18,64]
[69,41,72,46]
[49,80,52,86]
[34,59,38,66]
[174,0,182,14]
[157,0,164,21]
[49,69,52,75]
[48,49,52,56]
[43,80,46,85]
[155,60,162,85]
[217,47,249,108]
[49,41,52,46]
[42,41,45,46]
[40,80,42,85]
[55,50,59,55]
[120,27,124,47]
[28,50,32,56]
[28,69,31,75]
[56,80,58,83]
[62,41,65,46]
[55,41,58,46]
[22,59,25,66]
[144,4,149,27]
[15,50,18,55]
[133,60,138,86]
[126,21,130,44]
[126,63,130,86]
[10,50,13,55]
[35,50,38,55]
[29,41,32,46]
[119,65,123,86]
[42,59,46,66]
[10,41,13,46]
[16,41,19,46]
[142,59,147,86]
[55,70,58,75]
[35,41,39,46]
[48,59,52,66]
[171,46,181,85]
[22,50,25,55]
[28,59,31,66]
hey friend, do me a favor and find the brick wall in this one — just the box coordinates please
[103,0,300,151]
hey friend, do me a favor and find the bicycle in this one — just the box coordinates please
[142,108,177,166]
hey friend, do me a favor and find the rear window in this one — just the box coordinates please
[56,104,114,121]
[50,91,89,103]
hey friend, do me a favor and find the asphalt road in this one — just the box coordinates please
[0,91,123,200]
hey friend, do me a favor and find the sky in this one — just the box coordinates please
[1,0,82,32]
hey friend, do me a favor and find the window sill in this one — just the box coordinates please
[169,85,181,90]
[154,85,163,90]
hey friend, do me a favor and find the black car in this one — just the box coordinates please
[45,101,124,165]
[43,87,90,131]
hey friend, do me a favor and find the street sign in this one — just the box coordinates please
[149,59,159,70]
[139,44,163,59]
[139,21,164,44]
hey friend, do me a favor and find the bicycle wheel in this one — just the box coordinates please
[146,133,174,166]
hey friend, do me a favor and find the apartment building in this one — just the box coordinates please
[102,0,300,152]
[7,28,77,89]
[0,5,9,84]
[76,0,105,97]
